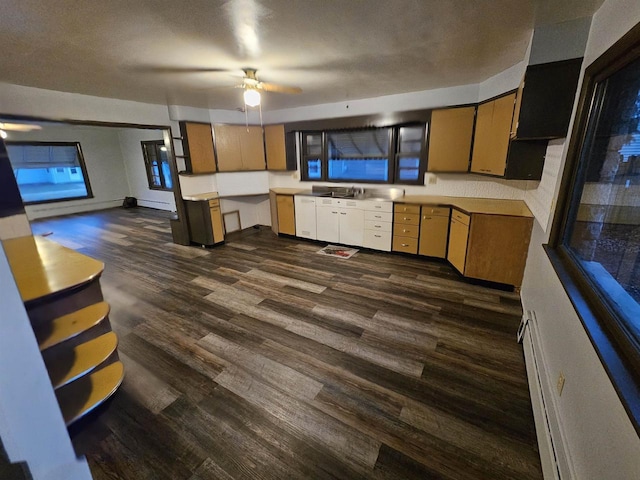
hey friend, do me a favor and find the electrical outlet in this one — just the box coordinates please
[557,372,566,396]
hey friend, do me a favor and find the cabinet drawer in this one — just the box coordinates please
[363,230,392,252]
[394,204,421,215]
[421,206,449,218]
[364,220,392,232]
[362,201,393,213]
[394,213,420,225]
[393,223,419,238]
[392,236,419,254]
[365,210,393,222]
[208,199,220,207]
[451,209,470,225]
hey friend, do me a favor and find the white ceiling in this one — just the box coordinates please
[0,0,603,111]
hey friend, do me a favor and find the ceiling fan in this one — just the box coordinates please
[238,68,302,107]
[135,64,302,107]
[0,122,42,139]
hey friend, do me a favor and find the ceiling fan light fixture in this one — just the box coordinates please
[243,88,261,107]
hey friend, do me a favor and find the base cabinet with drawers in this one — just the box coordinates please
[392,204,420,254]
[363,201,393,251]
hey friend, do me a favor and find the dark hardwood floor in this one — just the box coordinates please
[31,207,542,480]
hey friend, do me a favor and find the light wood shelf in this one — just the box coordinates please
[56,361,124,426]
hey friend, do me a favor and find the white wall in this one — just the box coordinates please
[117,128,176,211]
[520,1,640,478]
[7,125,131,219]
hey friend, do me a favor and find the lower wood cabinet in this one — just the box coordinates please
[447,208,533,287]
[447,210,470,273]
[185,198,225,246]
[393,204,420,254]
[276,194,296,235]
[419,207,450,258]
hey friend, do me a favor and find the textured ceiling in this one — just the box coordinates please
[0,0,604,111]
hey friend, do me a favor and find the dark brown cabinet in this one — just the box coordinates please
[511,58,583,140]
[185,198,224,246]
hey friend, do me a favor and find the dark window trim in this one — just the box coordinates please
[546,21,640,435]
[300,124,427,185]
[141,140,173,192]
[6,140,94,205]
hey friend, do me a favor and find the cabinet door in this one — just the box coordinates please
[428,106,476,172]
[316,206,340,243]
[209,205,225,243]
[470,93,515,176]
[264,124,287,170]
[447,217,469,274]
[276,195,295,235]
[181,122,217,173]
[339,208,364,247]
[294,196,317,240]
[240,126,266,170]
[214,125,243,171]
[464,214,533,287]
[419,212,450,258]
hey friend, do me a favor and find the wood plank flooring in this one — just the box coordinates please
[31,207,542,480]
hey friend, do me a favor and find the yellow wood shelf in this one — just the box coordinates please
[56,361,124,426]
[397,195,533,217]
[3,235,104,306]
[35,302,110,352]
[43,332,118,390]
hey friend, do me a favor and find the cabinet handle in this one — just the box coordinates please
[375,206,382,209]
[402,243,409,247]
[375,225,381,228]
[332,211,338,214]
[423,216,432,220]
[375,234,381,238]
[375,215,382,218]
[403,217,409,220]
[340,212,347,215]
[403,229,409,233]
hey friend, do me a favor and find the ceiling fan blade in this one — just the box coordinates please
[131,66,232,74]
[258,82,302,94]
[0,122,42,131]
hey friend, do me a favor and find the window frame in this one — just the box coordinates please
[299,124,427,185]
[6,141,93,205]
[141,140,173,192]
[547,21,640,434]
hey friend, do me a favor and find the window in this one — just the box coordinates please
[6,142,92,204]
[327,129,391,182]
[549,23,640,428]
[395,126,426,182]
[141,140,173,191]
[300,125,426,184]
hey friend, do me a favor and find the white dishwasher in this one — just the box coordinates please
[294,195,318,240]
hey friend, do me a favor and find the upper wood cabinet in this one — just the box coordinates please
[264,124,287,170]
[427,106,476,172]
[213,125,266,172]
[179,122,217,174]
[470,93,548,180]
[511,58,583,140]
[470,93,516,176]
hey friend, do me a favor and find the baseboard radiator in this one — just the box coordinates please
[520,310,575,479]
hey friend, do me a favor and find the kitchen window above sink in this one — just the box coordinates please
[300,124,427,185]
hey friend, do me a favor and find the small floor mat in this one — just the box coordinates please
[316,245,359,259]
